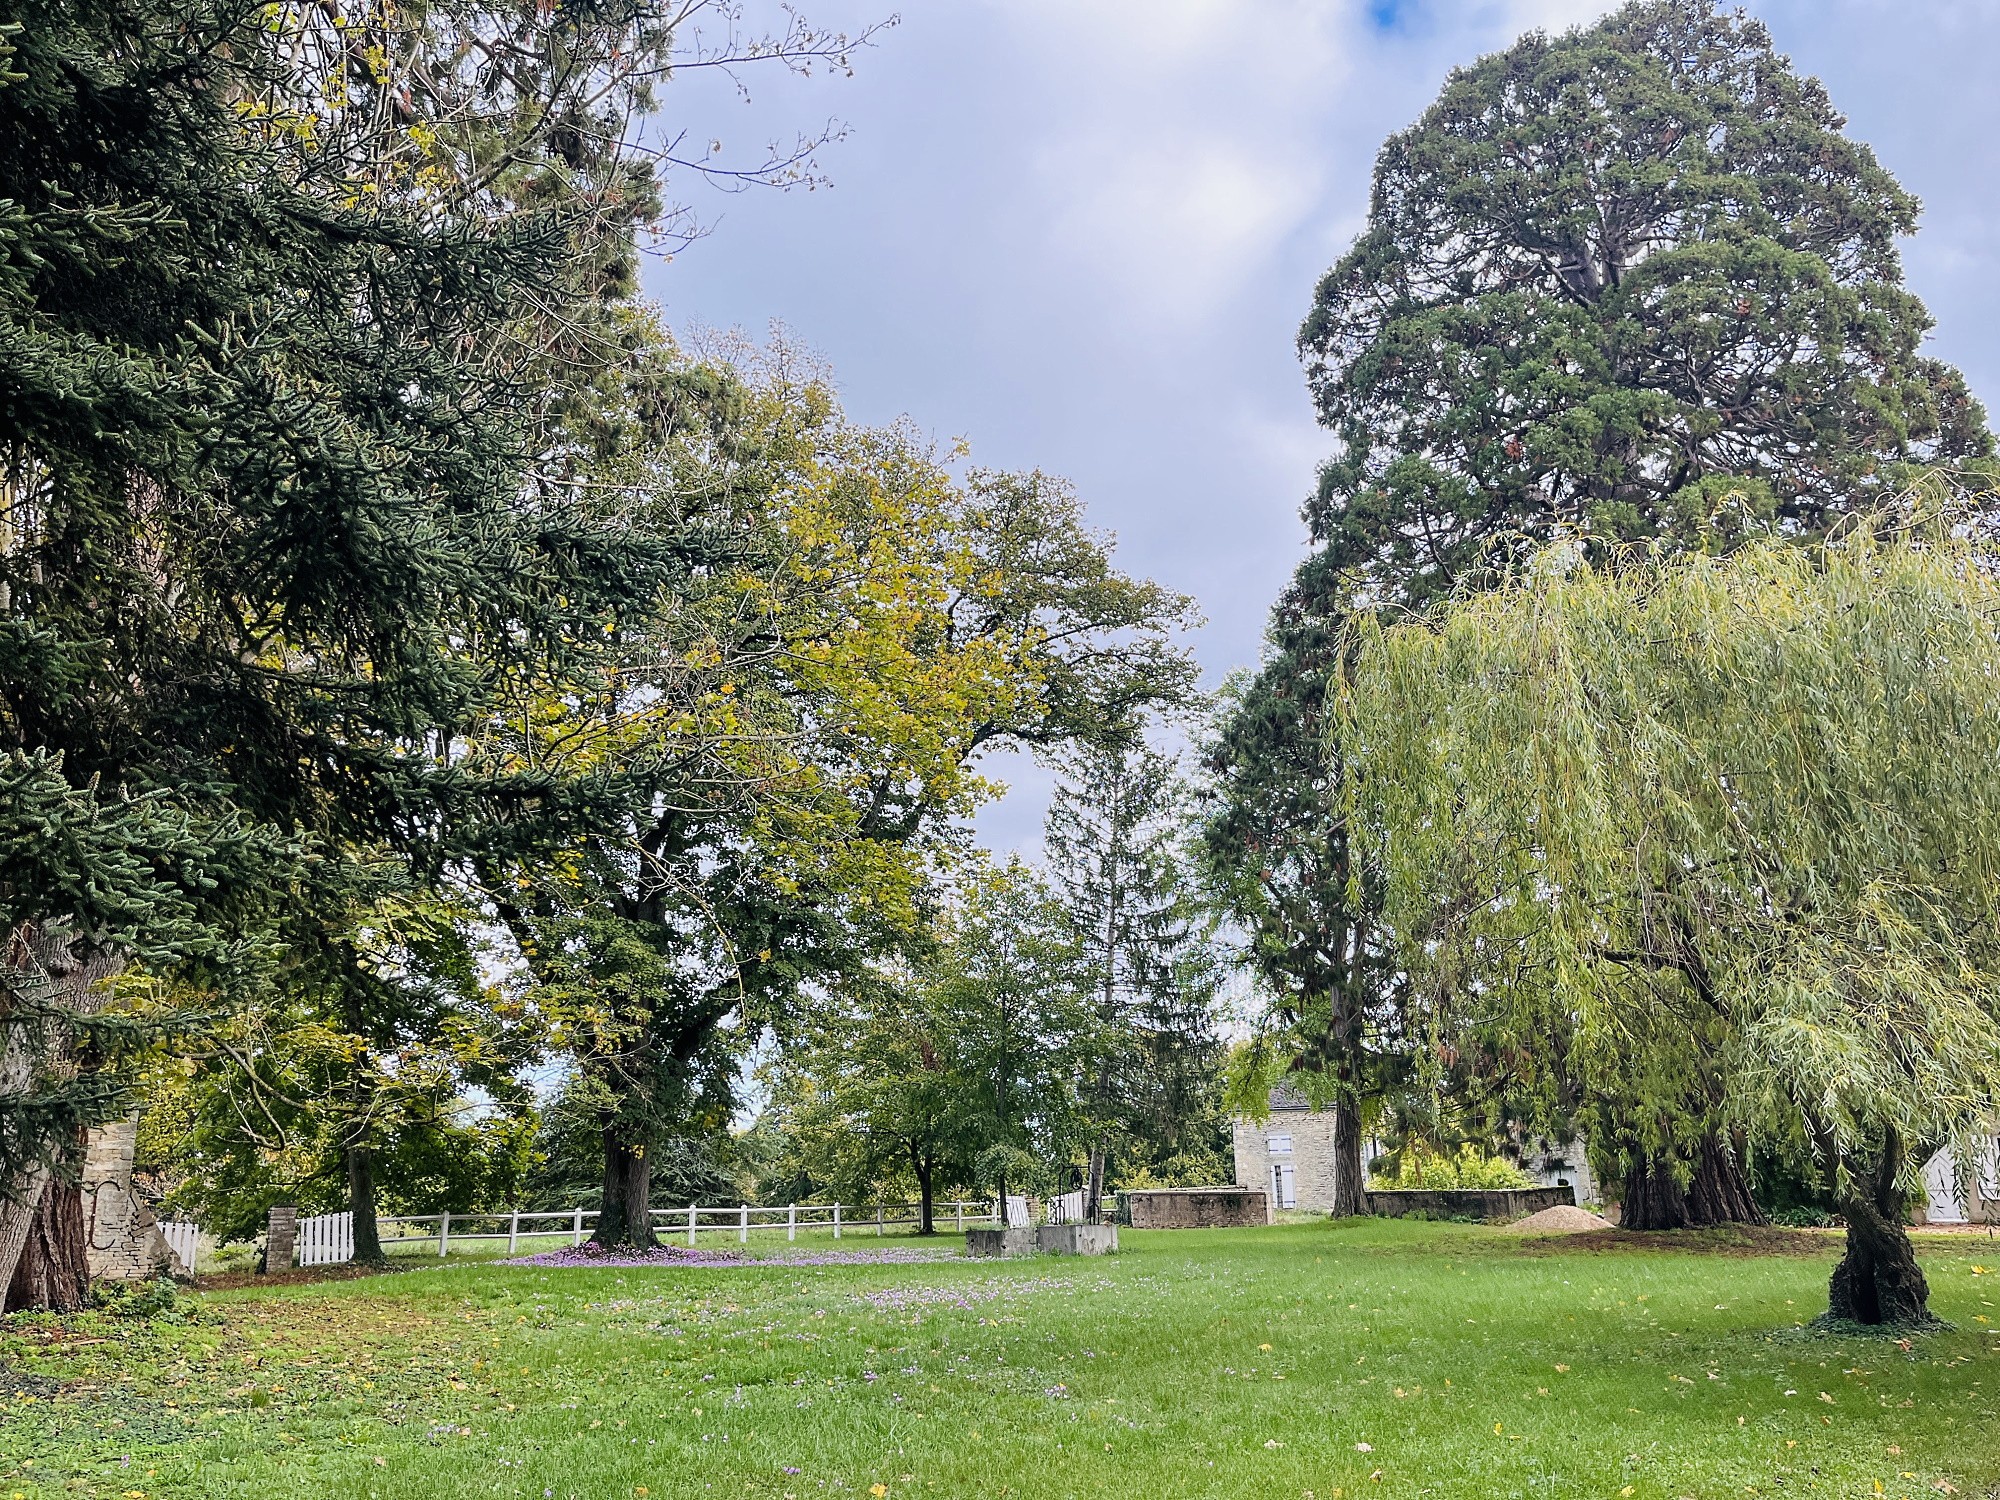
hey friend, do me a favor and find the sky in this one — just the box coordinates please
[644,0,2000,858]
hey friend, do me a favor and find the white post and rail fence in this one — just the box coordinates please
[261,1200,1002,1269]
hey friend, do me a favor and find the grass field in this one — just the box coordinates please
[4,1218,1998,1500]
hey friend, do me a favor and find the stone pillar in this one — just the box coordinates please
[82,1115,182,1282]
[264,1206,298,1274]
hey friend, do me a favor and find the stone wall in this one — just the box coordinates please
[1124,1188,1270,1229]
[83,1115,184,1282]
[1366,1186,1575,1223]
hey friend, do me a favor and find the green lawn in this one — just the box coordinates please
[5,1219,1999,1499]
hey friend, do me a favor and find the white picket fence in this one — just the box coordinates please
[290,1199,1000,1266]
[298,1210,354,1266]
[1046,1190,1086,1225]
[160,1220,200,1275]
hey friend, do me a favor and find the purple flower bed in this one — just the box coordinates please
[857,1275,1073,1311]
[506,1243,966,1270]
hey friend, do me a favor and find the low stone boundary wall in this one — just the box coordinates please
[1123,1188,1269,1229]
[1367,1186,1575,1222]
[1036,1224,1117,1255]
[965,1227,1039,1257]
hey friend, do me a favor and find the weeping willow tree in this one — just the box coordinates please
[1340,496,2000,1326]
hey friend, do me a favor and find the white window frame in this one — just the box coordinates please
[1266,1133,1293,1155]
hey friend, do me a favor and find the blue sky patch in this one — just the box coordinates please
[1368,0,1416,33]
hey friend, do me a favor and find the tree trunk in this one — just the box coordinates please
[591,1130,656,1249]
[1826,1127,1934,1328]
[340,1004,384,1264]
[346,1143,385,1265]
[4,1148,90,1313]
[1328,1095,1369,1218]
[1619,1132,1763,1230]
[1618,1149,1691,1230]
[1685,1133,1765,1226]
[1084,1144,1107,1224]
[0,921,122,1302]
[913,1147,935,1236]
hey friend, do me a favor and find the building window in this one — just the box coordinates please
[1266,1134,1293,1155]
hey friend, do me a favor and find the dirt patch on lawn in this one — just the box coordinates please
[1511,1224,1837,1257]
[192,1260,419,1292]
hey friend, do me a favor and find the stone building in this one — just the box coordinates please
[1231,1084,1600,1210]
[82,1115,184,1281]
[1919,1136,2000,1224]
[1229,1083,1351,1212]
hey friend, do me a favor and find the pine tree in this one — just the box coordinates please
[0,0,711,1300]
[1045,733,1225,1219]
[1199,557,1395,1218]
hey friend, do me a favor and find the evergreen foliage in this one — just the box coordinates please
[1300,0,1991,608]
[1217,0,1994,1226]
[1199,555,1396,1217]
[1045,733,1227,1214]
[0,0,831,1295]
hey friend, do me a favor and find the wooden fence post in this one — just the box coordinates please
[438,1210,451,1257]
[955,1201,964,1232]
[833,1202,841,1239]
[740,1204,749,1244]
[876,1203,884,1236]
[787,1204,796,1242]
[508,1210,519,1255]
[572,1206,584,1246]
[688,1204,698,1247]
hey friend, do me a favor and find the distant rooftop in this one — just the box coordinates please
[1266,1081,1313,1111]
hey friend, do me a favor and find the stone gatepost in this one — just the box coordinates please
[82,1114,182,1281]
[264,1206,298,1274]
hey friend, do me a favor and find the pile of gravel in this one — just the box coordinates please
[1508,1204,1614,1234]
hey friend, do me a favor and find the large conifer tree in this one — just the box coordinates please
[1299,0,1989,607]
[1218,0,1992,1229]
[1045,733,1224,1219]
[0,0,736,1299]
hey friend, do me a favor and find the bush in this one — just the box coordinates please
[92,1276,182,1321]
[1770,1205,1842,1229]
[1377,1143,1534,1191]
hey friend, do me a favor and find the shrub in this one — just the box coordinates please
[92,1276,182,1321]
[1378,1143,1534,1191]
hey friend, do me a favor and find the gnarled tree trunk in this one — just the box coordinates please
[1619,1132,1763,1230]
[5,1148,89,1313]
[0,921,122,1303]
[592,1130,656,1249]
[1686,1132,1765,1225]
[1825,1127,1934,1327]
